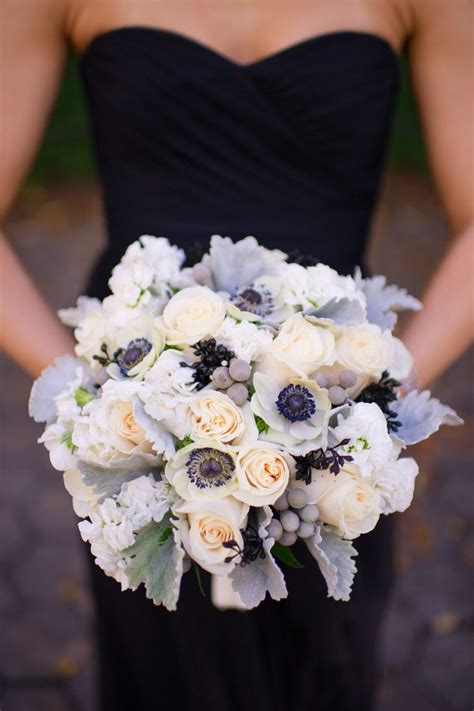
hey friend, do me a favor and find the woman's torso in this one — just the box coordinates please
[69,0,408,295]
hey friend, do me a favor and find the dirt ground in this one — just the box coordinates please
[1,173,473,711]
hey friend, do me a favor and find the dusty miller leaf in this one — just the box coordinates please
[125,517,184,611]
[78,460,162,503]
[310,297,366,326]
[305,525,358,602]
[355,269,421,330]
[229,538,288,609]
[391,389,463,446]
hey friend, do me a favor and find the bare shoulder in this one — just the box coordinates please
[0,0,68,44]
[407,0,472,41]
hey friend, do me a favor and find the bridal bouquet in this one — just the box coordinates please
[29,235,462,610]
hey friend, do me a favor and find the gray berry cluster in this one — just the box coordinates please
[211,358,252,405]
[315,368,357,405]
[267,487,319,546]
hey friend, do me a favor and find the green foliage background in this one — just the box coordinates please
[27,54,428,186]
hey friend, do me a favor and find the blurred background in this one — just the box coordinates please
[1,55,473,711]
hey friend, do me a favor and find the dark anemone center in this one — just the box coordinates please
[186,447,235,490]
[117,338,152,374]
[240,288,262,305]
[276,384,317,423]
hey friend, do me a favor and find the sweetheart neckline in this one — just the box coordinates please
[79,26,400,69]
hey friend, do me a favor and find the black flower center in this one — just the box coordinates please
[117,338,152,375]
[276,384,317,423]
[186,448,235,490]
[231,283,274,317]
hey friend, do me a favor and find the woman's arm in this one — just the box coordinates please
[400,1,474,388]
[0,0,75,377]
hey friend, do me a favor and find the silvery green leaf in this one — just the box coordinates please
[29,355,85,424]
[306,525,358,601]
[125,517,184,611]
[391,389,463,445]
[202,235,287,294]
[229,538,288,609]
[78,460,162,503]
[355,268,421,330]
[310,297,366,326]
[133,399,175,459]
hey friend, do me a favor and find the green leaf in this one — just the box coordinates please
[163,344,183,352]
[74,386,94,408]
[247,384,256,400]
[61,431,77,453]
[168,285,181,295]
[124,517,184,611]
[176,435,194,451]
[271,542,304,569]
[255,415,270,434]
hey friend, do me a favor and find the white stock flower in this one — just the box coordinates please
[234,442,293,506]
[261,314,336,381]
[335,324,395,379]
[108,261,155,307]
[373,457,419,514]
[215,317,273,363]
[174,496,249,575]
[161,286,226,346]
[39,422,78,471]
[165,440,239,501]
[283,263,366,312]
[305,464,382,539]
[120,236,185,282]
[78,474,171,589]
[333,402,394,478]
[63,468,98,518]
[72,380,157,466]
[251,372,331,450]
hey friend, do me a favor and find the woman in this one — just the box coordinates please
[1,1,472,709]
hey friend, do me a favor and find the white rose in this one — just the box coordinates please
[306,464,382,539]
[335,324,394,379]
[165,440,239,501]
[72,380,156,466]
[188,390,248,445]
[174,497,249,575]
[263,314,336,381]
[234,442,293,506]
[161,286,226,346]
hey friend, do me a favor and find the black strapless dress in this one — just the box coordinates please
[80,28,399,711]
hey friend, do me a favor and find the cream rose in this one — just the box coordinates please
[174,497,249,574]
[305,464,382,539]
[335,324,395,379]
[72,381,156,466]
[234,443,293,506]
[162,286,226,346]
[263,314,336,380]
[188,391,246,444]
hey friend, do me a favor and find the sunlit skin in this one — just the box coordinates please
[0,0,473,383]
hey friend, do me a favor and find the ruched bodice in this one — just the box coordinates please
[80,28,399,295]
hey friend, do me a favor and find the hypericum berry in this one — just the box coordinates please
[315,372,331,389]
[229,358,251,382]
[287,488,307,509]
[279,531,298,546]
[192,262,212,285]
[339,369,357,389]
[328,385,347,406]
[280,510,300,533]
[300,504,319,523]
[273,493,289,511]
[226,383,248,406]
[211,366,233,389]
[267,518,283,541]
[297,521,315,538]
